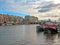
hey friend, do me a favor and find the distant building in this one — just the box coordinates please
[2,15,9,23]
[0,14,24,25]
[25,15,30,24]
[16,17,24,24]
[0,15,3,24]
[25,15,38,24]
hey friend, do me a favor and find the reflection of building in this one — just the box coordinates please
[25,15,38,24]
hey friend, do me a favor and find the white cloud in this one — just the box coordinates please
[0,0,60,20]
[1,0,40,15]
[46,0,60,4]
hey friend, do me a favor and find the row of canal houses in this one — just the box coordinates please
[0,14,24,25]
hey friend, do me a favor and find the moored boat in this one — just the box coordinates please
[36,22,58,34]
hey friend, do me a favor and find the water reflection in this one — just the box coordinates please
[0,25,59,45]
[58,32,60,37]
[36,32,58,45]
[44,34,58,45]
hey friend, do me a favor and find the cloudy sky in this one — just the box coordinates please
[0,0,60,20]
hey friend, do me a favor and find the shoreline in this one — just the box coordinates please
[0,24,39,26]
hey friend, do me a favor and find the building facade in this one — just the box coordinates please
[0,14,24,25]
[25,15,38,24]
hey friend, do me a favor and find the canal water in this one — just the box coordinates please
[0,25,60,45]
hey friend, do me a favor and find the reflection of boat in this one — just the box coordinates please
[45,34,57,45]
[36,22,58,34]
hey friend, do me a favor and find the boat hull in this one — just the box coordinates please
[36,26,44,33]
[44,28,58,34]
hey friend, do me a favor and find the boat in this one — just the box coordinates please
[36,22,58,34]
[36,25,44,33]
